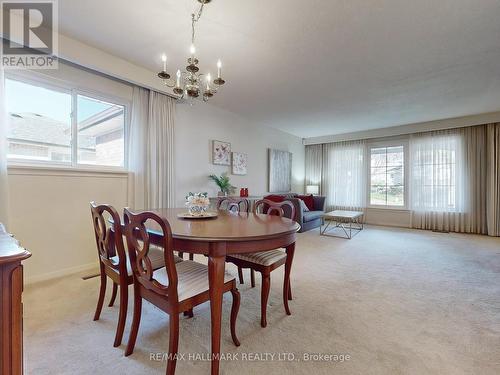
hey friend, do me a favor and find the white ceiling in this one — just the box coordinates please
[58,0,500,138]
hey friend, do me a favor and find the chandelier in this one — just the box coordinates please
[157,0,226,102]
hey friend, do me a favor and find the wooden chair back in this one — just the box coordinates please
[123,208,179,301]
[254,199,296,220]
[90,202,127,274]
[217,197,250,213]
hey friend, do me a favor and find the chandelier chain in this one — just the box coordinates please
[191,1,205,44]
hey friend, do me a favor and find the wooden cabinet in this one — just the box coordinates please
[0,228,31,375]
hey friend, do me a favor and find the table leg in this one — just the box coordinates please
[208,254,226,375]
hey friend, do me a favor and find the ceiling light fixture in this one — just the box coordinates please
[157,0,225,102]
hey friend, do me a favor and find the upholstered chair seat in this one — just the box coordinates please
[230,250,286,267]
[153,260,235,301]
[111,244,182,277]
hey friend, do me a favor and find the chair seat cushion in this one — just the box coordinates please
[303,210,324,222]
[230,249,286,266]
[111,245,182,277]
[153,261,235,301]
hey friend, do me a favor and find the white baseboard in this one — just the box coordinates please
[364,220,410,228]
[25,262,99,285]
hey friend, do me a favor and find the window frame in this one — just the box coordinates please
[5,72,130,172]
[366,139,409,210]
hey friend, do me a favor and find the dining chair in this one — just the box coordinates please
[90,202,178,348]
[123,208,241,374]
[225,199,296,327]
[217,197,250,284]
[216,197,250,213]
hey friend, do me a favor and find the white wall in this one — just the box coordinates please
[7,168,128,283]
[175,103,305,205]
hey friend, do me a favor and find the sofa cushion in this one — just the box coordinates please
[303,210,324,222]
[297,194,314,210]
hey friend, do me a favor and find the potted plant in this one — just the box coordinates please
[209,173,236,196]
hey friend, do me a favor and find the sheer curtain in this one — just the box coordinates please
[0,67,9,227]
[409,129,466,231]
[127,87,176,209]
[322,140,367,211]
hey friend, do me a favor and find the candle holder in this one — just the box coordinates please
[214,77,225,85]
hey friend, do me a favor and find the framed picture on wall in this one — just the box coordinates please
[212,140,231,165]
[232,152,247,175]
[269,149,292,192]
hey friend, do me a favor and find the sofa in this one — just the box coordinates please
[263,193,327,233]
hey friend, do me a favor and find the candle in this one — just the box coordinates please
[176,69,181,87]
[217,59,222,78]
[206,74,211,90]
[161,54,167,72]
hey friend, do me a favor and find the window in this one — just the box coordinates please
[370,145,405,206]
[77,95,125,167]
[6,79,72,163]
[5,78,126,168]
[409,133,464,212]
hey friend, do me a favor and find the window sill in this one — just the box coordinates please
[7,163,129,177]
[367,206,410,212]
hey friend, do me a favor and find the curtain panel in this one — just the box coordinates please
[323,141,367,211]
[409,129,467,232]
[305,144,323,194]
[0,67,9,227]
[485,124,500,236]
[410,124,500,236]
[128,87,176,209]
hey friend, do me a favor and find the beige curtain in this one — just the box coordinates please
[410,124,500,236]
[0,67,9,228]
[461,123,499,236]
[486,124,500,236]
[305,144,323,193]
[128,87,176,209]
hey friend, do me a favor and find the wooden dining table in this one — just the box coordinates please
[121,208,300,375]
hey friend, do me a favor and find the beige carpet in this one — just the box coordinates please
[24,226,500,375]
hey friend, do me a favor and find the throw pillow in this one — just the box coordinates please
[299,199,310,212]
[264,194,285,203]
[298,194,314,211]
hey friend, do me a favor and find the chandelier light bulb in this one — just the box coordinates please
[190,44,196,56]
[176,69,181,87]
[206,73,211,90]
[217,59,222,78]
[161,54,167,71]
